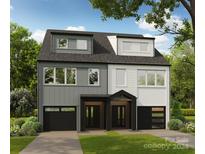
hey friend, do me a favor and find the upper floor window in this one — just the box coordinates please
[137,70,146,86]
[57,38,88,50]
[88,68,99,86]
[55,68,65,84]
[66,68,77,85]
[137,70,165,87]
[147,71,155,86]
[44,67,77,85]
[156,71,165,86]
[44,67,54,84]
[116,69,126,86]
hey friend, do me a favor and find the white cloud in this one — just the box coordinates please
[31,26,86,43]
[143,33,170,52]
[135,19,157,31]
[65,26,86,31]
[31,29,46,43]
[136,15,183,32]
[10,5,13,10]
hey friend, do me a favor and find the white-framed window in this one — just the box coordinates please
[66,68,77,85]
[44,67,77,85]
[147,71,155,86]
[56,38,88,50]
[55,68,65,84]
[44,67,55,84]
[137,70,165,87]
[156,71,165,86]
[88,68,100,86]
[137,70,146,86]
[116,68,126,86]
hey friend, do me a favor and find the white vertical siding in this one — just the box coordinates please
[108,64,170,128]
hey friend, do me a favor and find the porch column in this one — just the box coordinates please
[80,98,86,131]
[106,98,111,131]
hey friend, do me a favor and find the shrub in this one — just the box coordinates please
[171,99,185,122]
[14,118,25,128]
[179,122,195,133]
[185,116,195,122]
[19,127,37,136]
[168,119,184,130]
[26,116,38,123]
[33,109,38,116]
[181,109,195,116]
[10,125,20,136]
[10,88,35,117]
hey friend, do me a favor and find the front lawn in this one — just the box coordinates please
[79,132,194,154]
[10,136,36,154]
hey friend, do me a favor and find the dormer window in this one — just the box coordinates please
[56,38,88,50]
[122,41,148,53]
[57,39,69,49]
[117,38,154,57]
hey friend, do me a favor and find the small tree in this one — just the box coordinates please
[171,99,185,122]
[10,88,35,117]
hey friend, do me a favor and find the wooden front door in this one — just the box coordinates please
[112,105,126,128]
[86,105,100,128]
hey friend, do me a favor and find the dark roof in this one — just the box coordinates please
[38,29,170,66]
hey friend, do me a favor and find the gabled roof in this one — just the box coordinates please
[38,29,170,66]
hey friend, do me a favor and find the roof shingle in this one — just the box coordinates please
[38,29,170,66]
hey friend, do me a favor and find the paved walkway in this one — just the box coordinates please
[116,129,195,148]
[20,131,83,154]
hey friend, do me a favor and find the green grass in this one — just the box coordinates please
[10,136,36,154]
[79,132,194,154]
[185,116,195,122]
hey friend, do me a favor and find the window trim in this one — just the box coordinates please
[137,70,166,88]
[43,67,77,86]
[116,68,127,87]
[88,68,100,86]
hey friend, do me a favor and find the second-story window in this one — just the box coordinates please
[116,69,126,86]
[88,68,99,86]
[44,67,77,85]
[137,70,165,87]
[66,68,77,85]
[44,67,54,84]
[55,68,65,84]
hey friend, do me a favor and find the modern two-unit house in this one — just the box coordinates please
[37,30,170,131]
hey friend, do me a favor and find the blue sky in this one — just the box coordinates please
[11,0,190,53]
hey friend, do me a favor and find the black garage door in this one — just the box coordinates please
[138,106,165,130]
[44,106,76,131]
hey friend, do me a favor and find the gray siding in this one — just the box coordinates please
[38,62,108,130]
[52,35,93,54]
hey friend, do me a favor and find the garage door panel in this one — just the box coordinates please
[44,107,76,131]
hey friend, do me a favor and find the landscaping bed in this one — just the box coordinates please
[79,132,194,154]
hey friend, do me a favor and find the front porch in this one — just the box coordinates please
[80,90,136,131]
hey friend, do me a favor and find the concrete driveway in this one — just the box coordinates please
[20,131,83,154]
